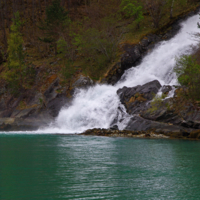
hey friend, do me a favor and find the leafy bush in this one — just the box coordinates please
[174,55,200,100]
[120,0,143,28]
[39,0,70,55]
[148,93,167,113]
[3,12,36,95]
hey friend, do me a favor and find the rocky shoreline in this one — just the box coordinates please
[81,128,200,140]
[82,128,169,139]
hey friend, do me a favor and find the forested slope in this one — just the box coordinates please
[0,0,199,107]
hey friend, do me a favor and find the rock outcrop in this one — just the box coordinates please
[0,74,94,131]
[114,79,200,139]
[117,80,161,115]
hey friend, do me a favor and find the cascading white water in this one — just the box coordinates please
[39,14,200,134]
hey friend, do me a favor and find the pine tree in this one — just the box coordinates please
[40,0,70,55]
[120,0,143,28]
[5,12,34,94]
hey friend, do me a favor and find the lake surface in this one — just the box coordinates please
[0,134,200,200]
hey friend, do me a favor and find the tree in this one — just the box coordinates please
[5,12,35,94]
[120,0,143,28]
[174,55,200,101]
[40,0,70,55]
[73,16,124,78]
[167,0,187,19]
[145,0,166,28]
[0,0,7,49]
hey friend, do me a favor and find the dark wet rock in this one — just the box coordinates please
[72,75,94,89]
[189,130,200,139]
[124,115,192,136]
[36,78,71,118]
[71,75,94,95]
[101,62,122,85]
[141,98,177,122]
[0,77,71,126]
[28,92,44,106]
[0,95,24,118]
[110,125,119,130]
[116,79,200,134]
[11,107,37,118]
[103,34,161,85]
[82,128,139,137]
[161,85,173,94]
[121,45,142,70]
[181,109,200,129]
[117,80,161,115]
[0,117,50,131]
[44,78,60,103]
[140,34,160,50]
[0,98,6,111]
[45,93,71,117]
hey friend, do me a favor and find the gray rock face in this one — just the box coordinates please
[0,117,50,131]
[116,79,200,134]
[125,115,191,137]
[161,85,172,94]
[44,78,60,103]
[117,80,161,115]
[72,75,94,89]
[0,77,71,130]
[121,45,142,70]
[70,75,94,96]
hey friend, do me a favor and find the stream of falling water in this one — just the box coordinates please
[29,14,200,133]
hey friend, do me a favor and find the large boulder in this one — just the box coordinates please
[124,115,191,137]
[72,75,94,89]
[141,98,180,124]
[70,75,94,96]
[117,80,161,115]
[121,44,141,70]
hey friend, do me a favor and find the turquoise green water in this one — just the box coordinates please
[0,135,200,200]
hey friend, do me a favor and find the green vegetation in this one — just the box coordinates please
[4,12,35,94]
[40,0,70,55]
[73,17,124,79]
[0,0,198,95]
[174,55,200,101]
[120,0,143,28]
[148,93,168,113]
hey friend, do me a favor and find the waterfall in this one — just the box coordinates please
[39,14,199,134]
